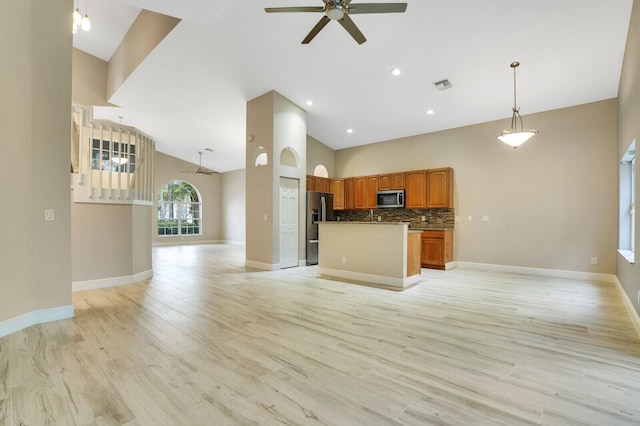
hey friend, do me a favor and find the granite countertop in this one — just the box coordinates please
[324,221,411,225]
[324,221,454,231]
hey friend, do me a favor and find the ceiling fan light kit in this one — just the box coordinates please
[497,61,538,149]
[265,0,408,45]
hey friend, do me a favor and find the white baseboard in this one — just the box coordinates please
[153,239,220,247]
[72,269,153,292]
[613,277,640,338]
[318,266,420,289]
[455,261,618,284]
[0,305,74,339]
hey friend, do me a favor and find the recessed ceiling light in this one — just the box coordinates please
[347,128,353,134]
[426,109,435,115]
[391,68,401,76]
[306,100,313,106]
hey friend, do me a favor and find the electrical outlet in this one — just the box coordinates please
[590,257,598,265]
[377,216,382,222]
[342,256,347,264]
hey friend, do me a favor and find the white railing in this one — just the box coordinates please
[71,105,155,205]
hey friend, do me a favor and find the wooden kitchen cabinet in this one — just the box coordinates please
[426,167,454,208]
[353,175,378,209]
[405,170,427,208]
[344,178,354,210]
[353,176,367,209]
[331,179,345,210]
[378,172,405,190]
[366,175,378,208]
[306,175,315,191]
[421,230,453,269]
[316,176,331,193]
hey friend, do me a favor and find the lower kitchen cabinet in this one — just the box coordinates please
[421,230,453,269]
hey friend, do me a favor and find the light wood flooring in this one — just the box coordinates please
[2,244,640,425]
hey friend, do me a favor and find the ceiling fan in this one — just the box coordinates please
[265,0,407,45]
[182,150,218,175]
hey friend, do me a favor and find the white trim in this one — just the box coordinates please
[153,239,220,247]
[613,277,640,338]
[245,260,277,271]
[444,261,457,270]
[298,260,307,267]
[224,240,246,246]
[0,305,74,338]
[455,261,618,284]
[318,266,420,289]
[618,249,635,264]
[72,269,153,292]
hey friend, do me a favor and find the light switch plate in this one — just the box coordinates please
[44,209,54,221]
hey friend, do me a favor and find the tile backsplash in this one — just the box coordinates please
[336,208,455,230]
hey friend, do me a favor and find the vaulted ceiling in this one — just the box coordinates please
[72,0,634,172]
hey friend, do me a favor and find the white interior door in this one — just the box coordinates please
[279,177,299,269]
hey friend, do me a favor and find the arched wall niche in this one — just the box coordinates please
[252,146,268,167]
[280,147,300,168]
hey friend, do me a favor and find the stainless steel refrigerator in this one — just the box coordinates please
[306,191,334,265]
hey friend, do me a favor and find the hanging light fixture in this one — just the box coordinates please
[72,0,90,32]
[81,0,91,32]
[497,61,538,149]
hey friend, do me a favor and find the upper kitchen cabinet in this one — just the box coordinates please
[344,178,354,210]
[353,176,367,209]
[378,172,405,190]
[405,170,427,208]
[426,167,454,208]
[366,175,379,208]
[306,175,315,191]
[353,175,378,209]
[316,176,331,192]
[331,179,345,210]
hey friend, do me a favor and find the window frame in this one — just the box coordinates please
[157,181,202,237]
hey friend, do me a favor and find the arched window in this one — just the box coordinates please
[157,180,202,236]
[313,164,329,178]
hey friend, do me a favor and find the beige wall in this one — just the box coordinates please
[72,49,113,106]
[336,100,618,274]
[246,92,276,265]
[307,135,335,176]
[221,169,246,243]
[0,0,72,323]
[153,151,222,245]
[107,10,180,99]
[617,0,640,316]
[245,91,307,268]
[71,202,134,281]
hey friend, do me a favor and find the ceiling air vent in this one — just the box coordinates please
[433,79,452,91]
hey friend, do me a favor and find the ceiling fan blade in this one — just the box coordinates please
[302,15,331,44]
[338,14,366,44]
[347,3,407,14]
[265,6,324,13]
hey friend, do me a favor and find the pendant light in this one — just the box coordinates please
[497,62,538,149]
[81,0,91,32]
[72,0,91,33]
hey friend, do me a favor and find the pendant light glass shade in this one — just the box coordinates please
[81,14,91,31]
[497,62,537,149]
[73,8,82,25]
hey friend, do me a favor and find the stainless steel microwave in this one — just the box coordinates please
[376,190,405,208]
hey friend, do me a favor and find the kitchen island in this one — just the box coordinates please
[317,222,422,289]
